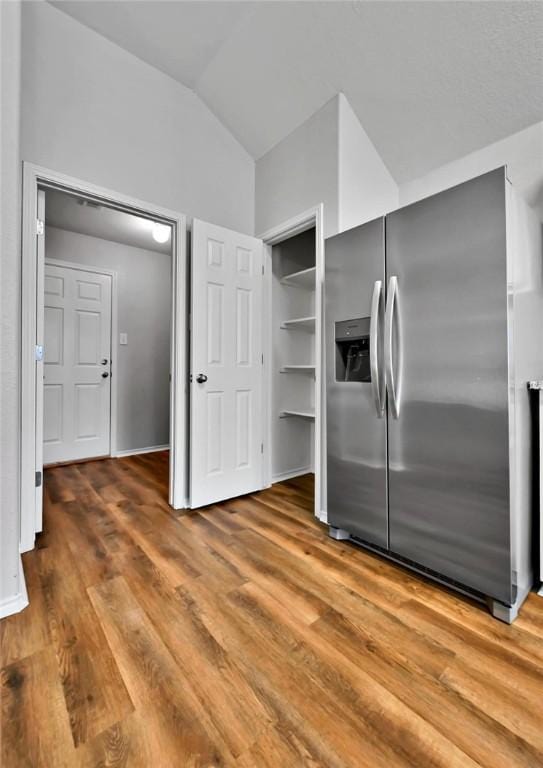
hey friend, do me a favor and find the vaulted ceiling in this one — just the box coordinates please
[50,1,543,182]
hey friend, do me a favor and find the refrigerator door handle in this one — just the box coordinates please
[370,280,385,418]
[385,275,401,419]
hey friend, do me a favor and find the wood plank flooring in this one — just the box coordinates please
[2,451,543,767]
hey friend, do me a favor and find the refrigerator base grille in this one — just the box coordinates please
[348,534,488,605]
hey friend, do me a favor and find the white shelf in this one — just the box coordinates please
[280,365,315,374]
[281,266,316,290]
[280,409,315,420]
[281,315,315,332]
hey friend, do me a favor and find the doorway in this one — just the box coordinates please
[42,186,174,471]
[259,205,325,520]
[21,163,187,553]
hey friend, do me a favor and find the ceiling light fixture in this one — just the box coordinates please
[152,222,170,244]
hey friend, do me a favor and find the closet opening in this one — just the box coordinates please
[261,204,325,520]
[271,227,317,486]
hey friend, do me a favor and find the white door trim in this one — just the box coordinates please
[0,556,28,620]
[258,204,326,521]
[35,190,45,532]
[21,162,188,553]
[44,258,119,461]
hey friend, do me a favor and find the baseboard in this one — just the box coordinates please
[112,444,169,458]
[272,466,313,483]
[44,455,109,468]
[0,556,29,620]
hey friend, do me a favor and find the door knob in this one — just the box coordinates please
[196,373,207,383]
[101,358,108,365]
[102,372,109,378]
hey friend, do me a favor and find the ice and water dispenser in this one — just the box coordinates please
[335,317,371,383]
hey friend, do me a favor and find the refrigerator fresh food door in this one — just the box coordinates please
[325,218,388,547]
[386,167,512,604]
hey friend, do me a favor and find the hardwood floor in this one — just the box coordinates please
[2,452,543,767]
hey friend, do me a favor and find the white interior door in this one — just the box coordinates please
[43,262,112,464]
[35,189,46,531]
[190,219,263,508]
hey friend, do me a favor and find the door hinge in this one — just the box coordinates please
[262,264,265,275]
[35,471,42,488]
[36,219,44,236]
[261,353,264,365]
[261,443,264,454]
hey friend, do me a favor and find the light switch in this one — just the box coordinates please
[120,333,128,345]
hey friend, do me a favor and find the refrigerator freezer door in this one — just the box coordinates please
[325,218,388,547]
[386,167,512,604]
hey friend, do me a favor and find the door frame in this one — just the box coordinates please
[44,258,118,463]
[21,162,188,553]
[258,203,326,521]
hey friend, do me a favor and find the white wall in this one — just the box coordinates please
[338,93,399,230]
[21,1,255,233]
[45,226,171,454]
[0,1,26,616]
[400,121,543,220]
[256,96,340,237]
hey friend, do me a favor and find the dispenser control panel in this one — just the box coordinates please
[335,317,371,382]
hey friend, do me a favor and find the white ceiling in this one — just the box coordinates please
[45,188,171,255]
[50,1,543,182]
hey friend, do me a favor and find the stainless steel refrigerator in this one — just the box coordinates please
[325,167,543,622]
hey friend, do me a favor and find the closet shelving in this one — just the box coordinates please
[280,266,316,290]
[280,364,315,374]
[271,227,317,480]
[280,409,315,420]
[281,315,316,332]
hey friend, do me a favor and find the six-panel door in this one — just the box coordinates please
[190,219,264,508]
[43,263,112,464]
